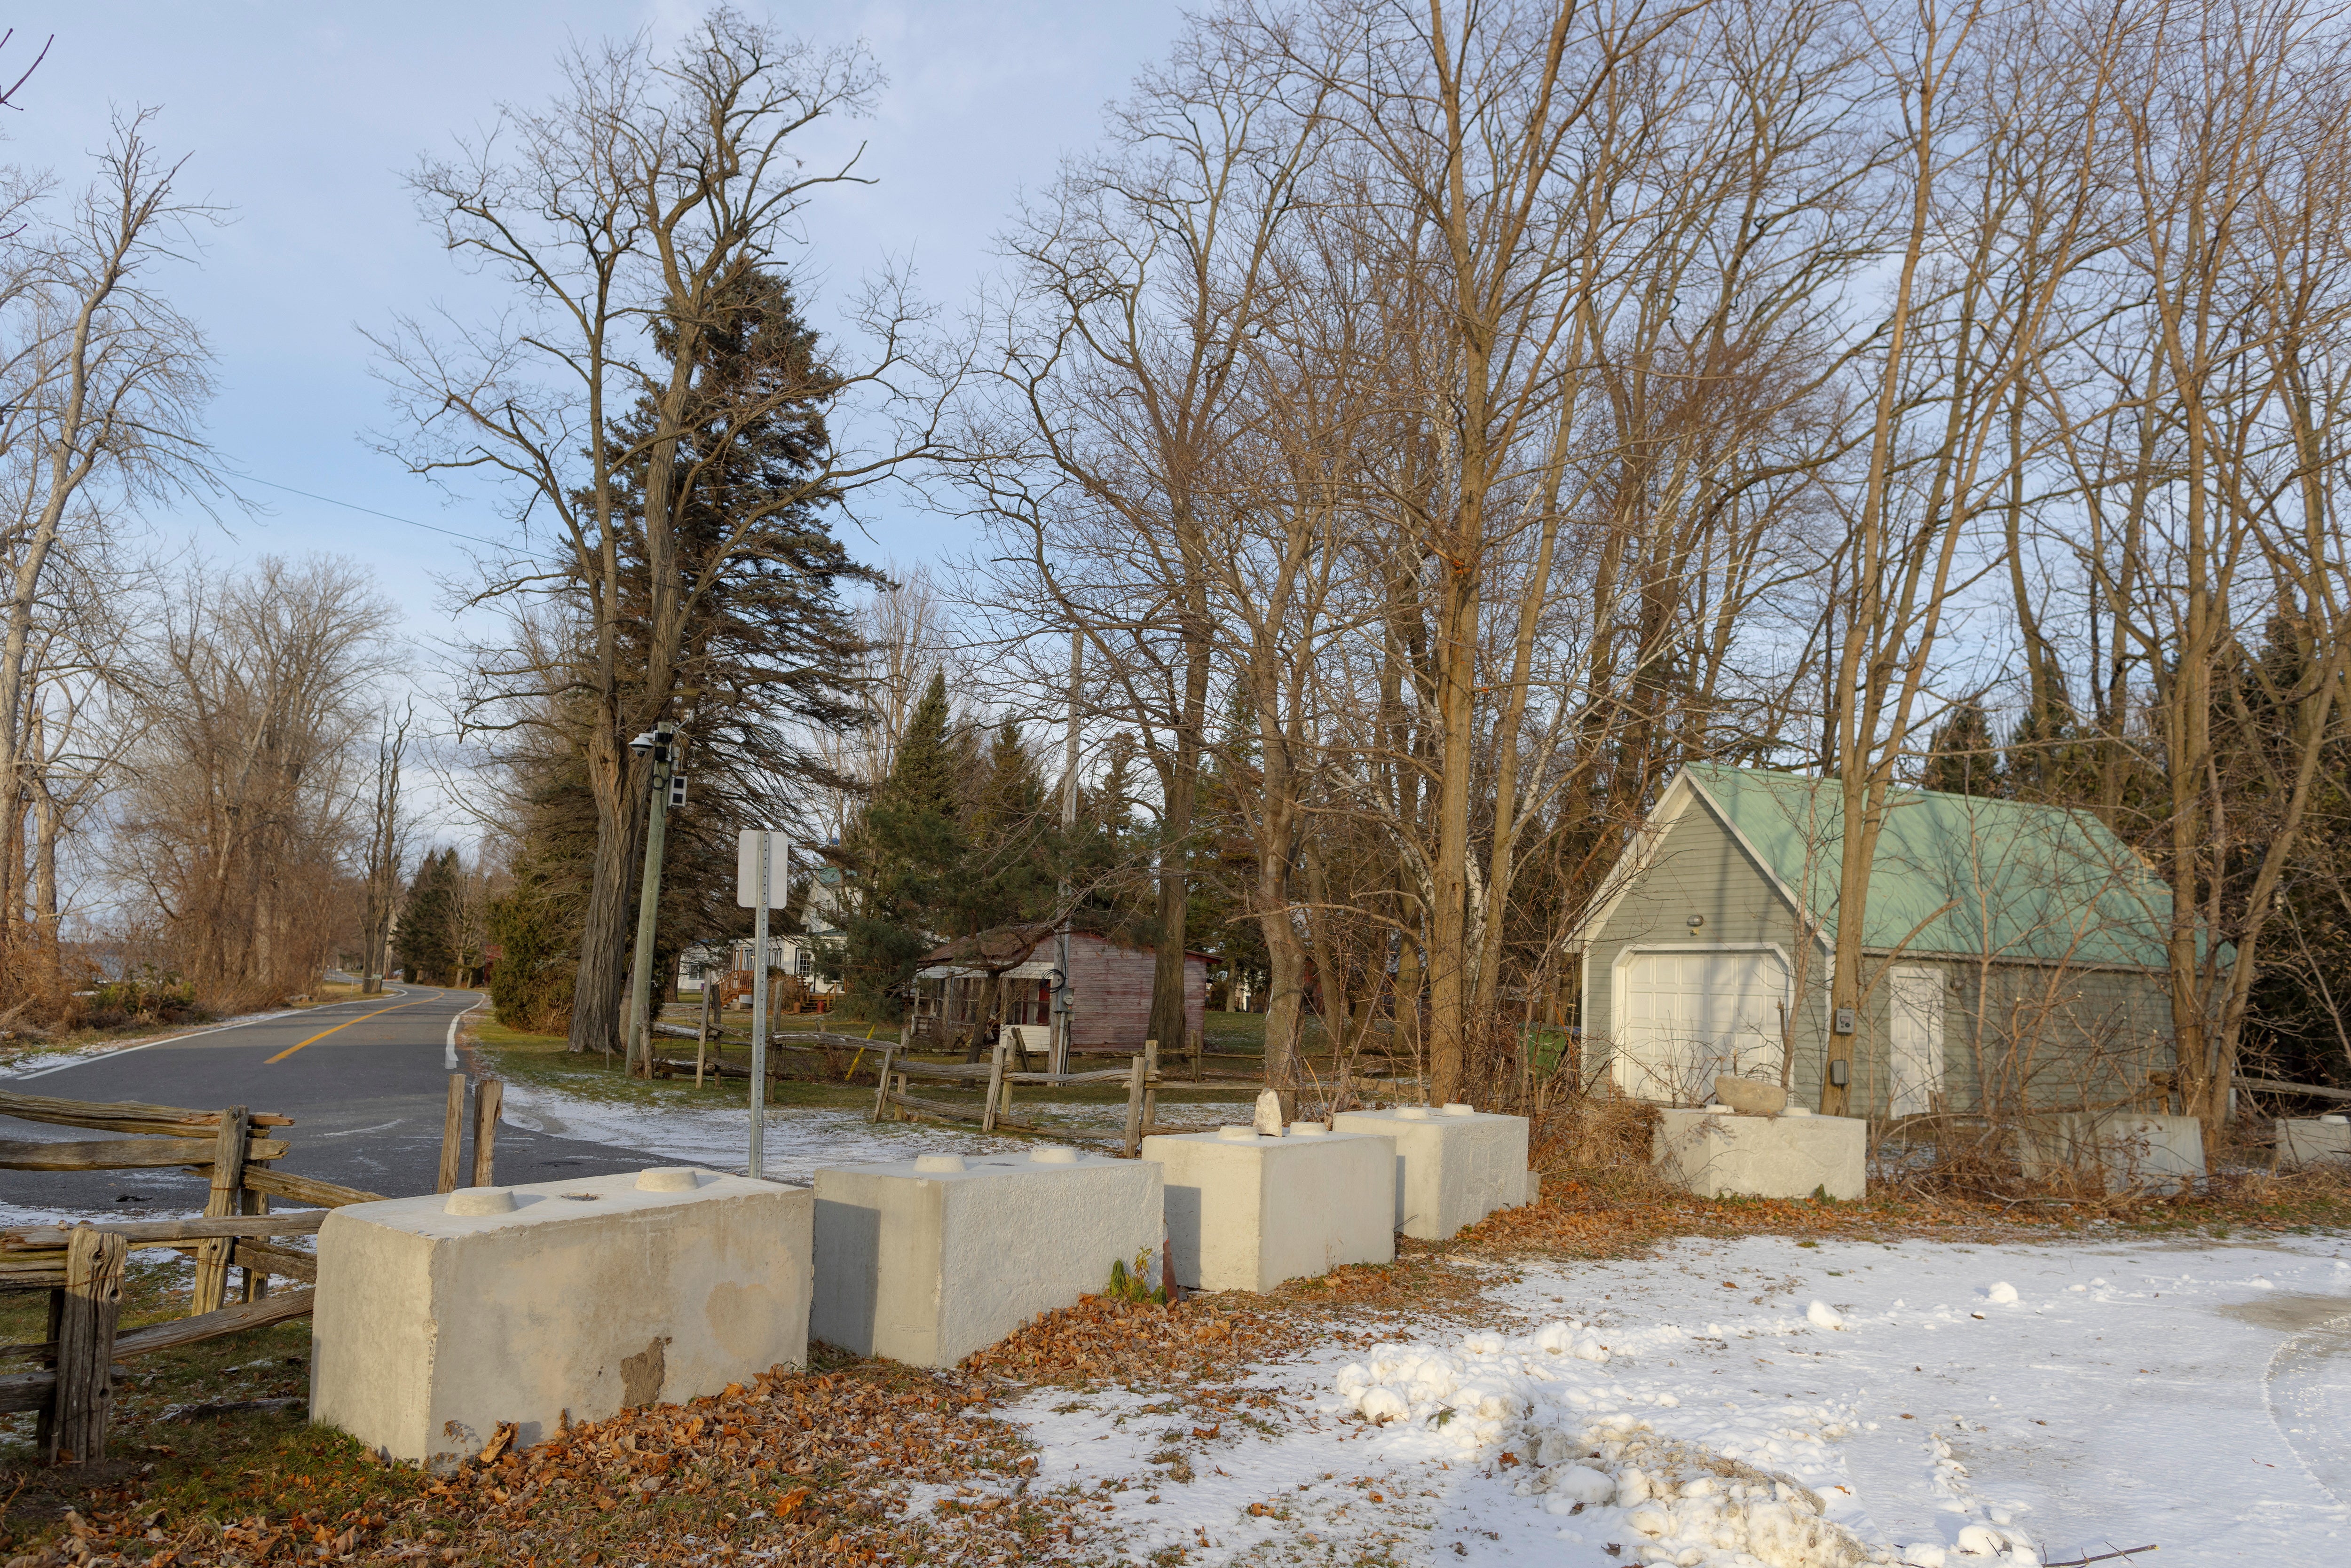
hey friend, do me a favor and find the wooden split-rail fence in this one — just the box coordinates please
[0,1076,503,1464]
[870,1038,1212,1157]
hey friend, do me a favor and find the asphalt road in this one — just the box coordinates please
[0,985,662,1218]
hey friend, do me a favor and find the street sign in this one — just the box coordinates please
[735,829,791,908]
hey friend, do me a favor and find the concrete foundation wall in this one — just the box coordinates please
[1329,1109,1531,1240]
[311,1169,812,1469]
[2017,1111,2205,1194]
[2278,1117,2351,1170]
[1652,1110,1867,1200]
[1142,1130,1395,1292]
[811,1150,1160,1368]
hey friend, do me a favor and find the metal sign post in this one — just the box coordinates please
[736,829,790,1179]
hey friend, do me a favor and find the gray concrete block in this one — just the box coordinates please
[1330,1106,1532,1240]
[1652,1109,1867,1200]
[810,1149,1161,1369]
[2278,1117,2351,1170]
[311,1168,811,1470]
[1142,1128,1396,1292]
[2017,1111,2205,1193]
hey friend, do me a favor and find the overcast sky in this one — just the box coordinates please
[2,1,1185,634]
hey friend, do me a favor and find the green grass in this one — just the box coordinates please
[469,1015,874,1111]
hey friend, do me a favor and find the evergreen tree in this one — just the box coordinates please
[839,671,963,1014]
[395,848,461,985]
[1923,701,2003,797]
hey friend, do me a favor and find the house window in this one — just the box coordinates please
[796,948,813,978]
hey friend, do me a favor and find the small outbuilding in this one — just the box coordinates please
[1578,764,2184,1121]
[910,924,1207,1056]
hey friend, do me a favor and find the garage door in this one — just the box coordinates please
[1614,948,1789,1103]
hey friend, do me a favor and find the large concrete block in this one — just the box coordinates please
[311,1168,811,1469]
[2018,1111,2205,1194]
[811,1148,1161,1369]
[2278,1116,2351,1170]
[1329,1106,1531,1240]
[1142,1126,1395,1292]
[1652,1109,1867,1200]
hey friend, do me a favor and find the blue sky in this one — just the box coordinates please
[2,1,1185,634]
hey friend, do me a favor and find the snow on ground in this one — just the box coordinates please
[1005,1234,2351,1566]
[497,1075,1255,1182]
[495,1078,1040,1182]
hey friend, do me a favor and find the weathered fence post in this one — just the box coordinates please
[47,1225,125,1463]
[191,1107,250,1315]
[981,1036,1007,1133]
[869,1048,895,1123]
[1121,1054,1147,1158]
[437,1075,466,1194]
[470,1080,503,1188]
[1141,1039,1160,1137]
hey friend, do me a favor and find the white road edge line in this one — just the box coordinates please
[446,994,489,1072]
[5,986,415,1083]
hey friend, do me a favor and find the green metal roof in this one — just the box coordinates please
[1679,764,2176,970]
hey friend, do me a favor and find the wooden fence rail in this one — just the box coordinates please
[0,1084,420,1463]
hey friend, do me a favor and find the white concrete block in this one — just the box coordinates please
[1652,1109,1867,1200]
[810,1148,1161,1369]
[311,1168,810,1470]
[1329,1105,1531,1240]
[2018,1111,2205,1193]
[2278,1117,2351,1170]
[1142,1128,1395,1292]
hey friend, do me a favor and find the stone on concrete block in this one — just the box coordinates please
[1329,1106,1531,1240]
[2017,1111,2205,1194]
[811,1148,1160,1369]
[1142,1129,1395,1292]
[2278,1117,2351,1170]
[1651,1109,1866,1200]
[311,1168,810,1470]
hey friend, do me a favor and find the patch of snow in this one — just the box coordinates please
[998,1233,2351,1566]
[1808,1299,1847,1330]
[1982,1282,2020,1305]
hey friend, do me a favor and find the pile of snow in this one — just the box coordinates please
[1330,1322,1902,1568]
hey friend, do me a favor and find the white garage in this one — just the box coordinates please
[1610,946,1791,1103]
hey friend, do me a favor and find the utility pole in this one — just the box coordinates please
[623,720,680,1077]
[1051,629,1083,1076]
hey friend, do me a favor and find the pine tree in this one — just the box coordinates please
[840,671,964,1014]
[1923,701,2003,797]
[395,849,461,985]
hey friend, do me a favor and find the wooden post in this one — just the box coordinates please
[1121,1054,1146,1158]
[1142,1038,1160,1137]
[696,982,712,1087]
[869,1047,896,1122]
[470,1079,503,1187]
[238,1179,271,1303]
[191,1106,249,1315]
[1189,1025,1205,1083]
[892,1070,908,1122]
[981,1036,1007,1133]
[47,1226,125,1463]
[437,1075,466,1194]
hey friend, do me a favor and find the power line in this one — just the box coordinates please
[230,471,513,549]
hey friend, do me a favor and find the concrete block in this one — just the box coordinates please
[811,1148,1160,1369]
[2278,1117,2351,1170]
[1652,1109,1867,1200]
[2017,1111,2205,1194]
[1142,1127,1395,1292]
[311,1168,810,1469]
[1329,1106,1532,1240]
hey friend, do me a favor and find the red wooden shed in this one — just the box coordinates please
[911,924,1207,1053]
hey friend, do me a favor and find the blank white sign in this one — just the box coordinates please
[735,830,792,908]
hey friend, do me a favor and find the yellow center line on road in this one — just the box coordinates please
[265,999,427,1064]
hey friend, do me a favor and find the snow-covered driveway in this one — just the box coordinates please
[1010,1233,2351,1566]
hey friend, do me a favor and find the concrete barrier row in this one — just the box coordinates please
[311,1105,1536,1467]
